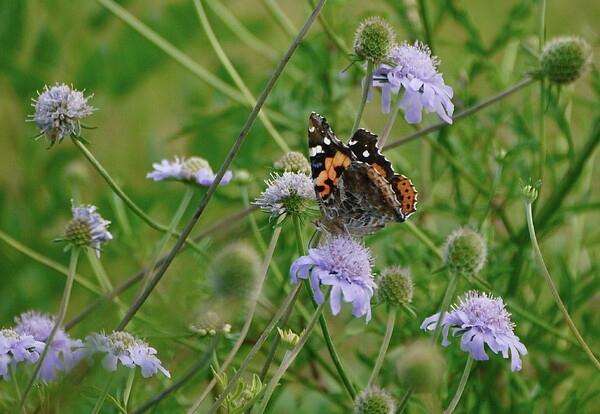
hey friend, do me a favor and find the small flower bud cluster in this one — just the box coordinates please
[541,36,592,85]
[442,227,487,277]
[376,266,413,306]
[274,151,311,173]
[354,386,396,414]
[353,17,396,62]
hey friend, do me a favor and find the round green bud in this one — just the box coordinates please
[353,17,396,62]
[274,151,311,173]
[189,310,231,337]
[395,341,444,392]
[354,386,396,414]
[208,242,262,303]
[442,227,487,276]
[541,36,592,85]
[376,266,413,306]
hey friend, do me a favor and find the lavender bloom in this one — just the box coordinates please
[0,329,45,381]
[62,203,112,258]
[82,332,170,378]
[370,41,454,124]
[290,236,377,322]
[14,311,83,381]
[421,290,527,371]
[147,156,232,186]
[254,171,315,219]
[30,83,95,144]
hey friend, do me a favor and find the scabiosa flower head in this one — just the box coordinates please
[82,331,170,378]
[371,41,454,124]
[30,83,95,145]
[353,17,396,62]
[146,156,232,186]
[274,151,311,173]
[60,203,112,258]
[0,328,44,381]
[442,227,487,277]
[376,265,413,306]
[14,311,83,381]
[421,290,528,371]
[254,172,315,220]
[354,386,396,414]
[290,236,377,322]
[189,311,232,337]
[395,340,444,391]
[209,242,262,302]
[541,36,592,85]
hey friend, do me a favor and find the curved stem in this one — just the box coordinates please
[367,307,397,388]
[524,201,600,372]
[20,247,80,406]
[379,87,404,148]
[443,357,474,414]
[352,60,374,133]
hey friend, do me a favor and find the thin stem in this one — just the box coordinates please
[20,247,80,406]
[396,386,413,414]
[197,227,282,414]
[91,373,115,414]
[116,0,324,331]
[255,288,331,414]
[443,357,474,414]
[538,0,547,181]
[193,0,290,153]
[432,272,459,344]
[352,60,373,133]
[379,87,404,148]
[367,307,397,388]
[524,201,600,372]
[385,78,534,149]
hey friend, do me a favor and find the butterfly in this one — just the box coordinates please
[308,112,417,235]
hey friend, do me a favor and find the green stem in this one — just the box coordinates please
[136,186,194,297]
[255,288,331,414]
[432,271,459,344]
[20,247,80,406]
[385,78,534,149]
[193,0,290,153]
[367,307,397,388]
[524,201,600,373]
[379,86,404,148]
[418,0,433,51]
[538,0,547,181]
[444,357,474,414]
[91,373,115,414]
[352,60,373,133]
[396,386,413,414]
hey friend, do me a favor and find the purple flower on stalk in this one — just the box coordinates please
[29,83,95,145]
[147,156,232,186]
[0,329,45,381]
[81,331,170,378]
[370,41,454,124]
[60,203,112,258]
[421,290,527,371]
[14,311,83,381]
[254,172,315,220]
[290,236,377,322]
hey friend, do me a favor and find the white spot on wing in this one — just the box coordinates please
[362,150,370,158]
[323,137,331,145]
[308,126,315,132]
[309,145,322,156]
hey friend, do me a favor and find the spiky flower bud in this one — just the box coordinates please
[541,36,592,85]
[520,179,541,204]
[274,151,311,173]
[277,327,301,350]
[442,227,487,277]
[353,17,395,62]
[395,341,444,392]
[354,386,396,414]
[189,311,232,337]
[376,266,413,306]
[208,242,262,303]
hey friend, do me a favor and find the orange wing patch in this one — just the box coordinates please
[316,151,351,199]
[393,174,418,216]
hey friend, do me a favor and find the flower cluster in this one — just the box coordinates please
[370,41,454,124]
[290,236,376,322]
[147,156,232,187]
[30,83,95,145]
[421,290,527,371]
[80,331,170,378]
[15,311,83,381]
[0,329,44,381]
[60,203,113,258]
[254,171,315,220]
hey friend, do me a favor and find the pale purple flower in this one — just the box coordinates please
[147,156,232,187]
[0,328,45,380]
[64,203,112,258]
[14,311,83,381]
[82,332,170,378]
[29,83,95,144]
[421,290,527,371]
[290,236,376,322]
[370,41,454,124]
[254,172,315,219]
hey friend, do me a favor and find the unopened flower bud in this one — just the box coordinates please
[541,36,592,85]
[353,17,395,62]
[354,386,395,414]
[376,266,413,306]
[442,227,487,277]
